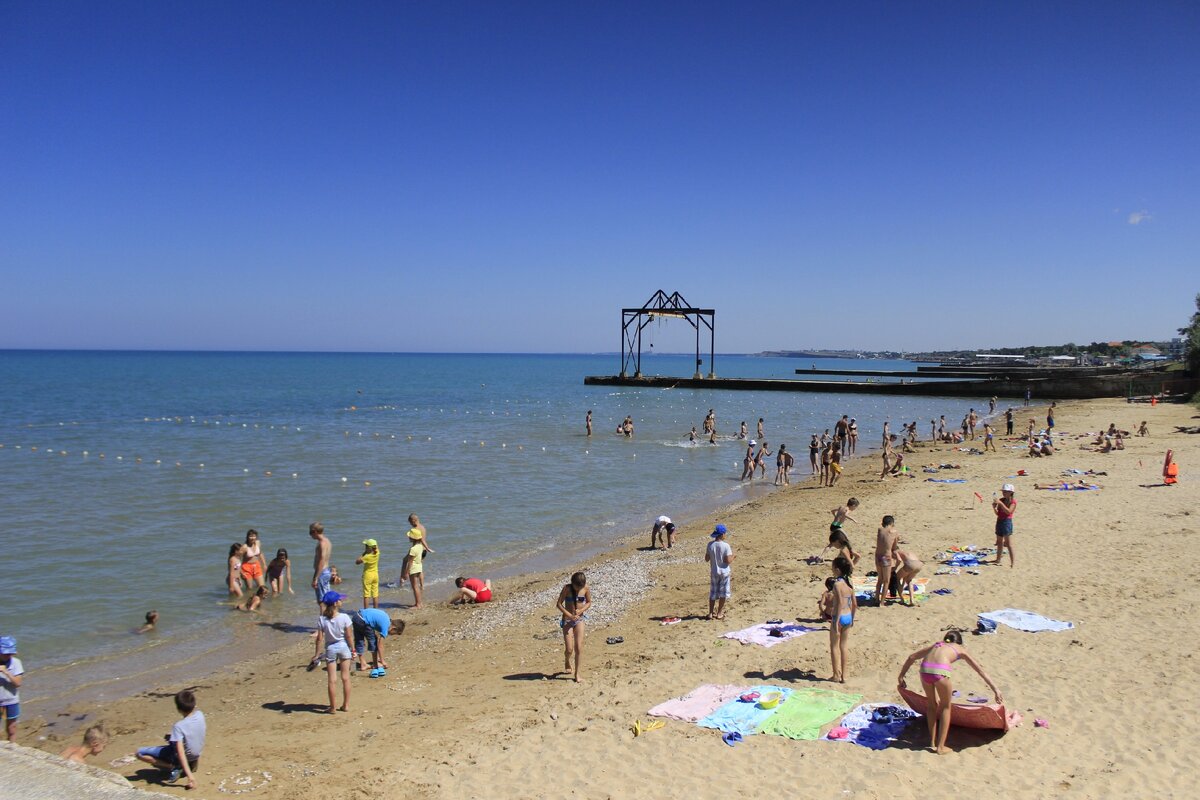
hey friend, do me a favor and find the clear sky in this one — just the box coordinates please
[2,1,1197,353]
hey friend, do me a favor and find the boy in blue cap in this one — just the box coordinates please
[0,636,22,742]
[704,525,735,620]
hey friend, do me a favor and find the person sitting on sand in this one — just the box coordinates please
[451,577,493,604]
[235,585,267,612]
[829,555,856,683]
[137,610,158,634]
[556,572,591,682]
[894,548,923,606]
[898,631,1003,754]
[61,724,108,764]
[817,577,836,621]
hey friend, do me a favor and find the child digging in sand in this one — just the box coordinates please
[829,556,856,683]
[311,591,353,712]
[898,631,1003,754]
[817,577,836,621]
[556,572,591,682]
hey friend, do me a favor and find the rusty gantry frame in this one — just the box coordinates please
[620,290,715,380]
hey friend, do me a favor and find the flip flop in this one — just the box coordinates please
[722,731,743,747]
[605,636,624,645]
[306,658,321,672]
[661,617,681,625]
[765,618,784,625]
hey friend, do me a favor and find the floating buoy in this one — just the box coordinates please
[199,463,204,468]
[340,476,348,483]
[264,471,272,476]
[292,473,298,478]
[364,481,371,487]
[242,468,249,473]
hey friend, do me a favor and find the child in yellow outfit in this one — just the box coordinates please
[356,540,381,609]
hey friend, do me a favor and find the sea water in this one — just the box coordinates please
[0,351,982,712]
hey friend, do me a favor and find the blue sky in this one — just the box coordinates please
[2,1,1197,352]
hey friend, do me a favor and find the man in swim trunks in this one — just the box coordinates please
[873,515,900,606]
[451,577,493,604]
[310,522,332,611]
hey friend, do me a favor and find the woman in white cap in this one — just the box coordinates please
[992,484,1017,568]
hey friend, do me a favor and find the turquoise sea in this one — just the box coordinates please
[0,351,981,713]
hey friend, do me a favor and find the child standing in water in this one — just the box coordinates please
[241,529,266,591]
[267,548,293,594]
[227,542,248,597]
[356,539,381,609]
[137,611,158,634]
[898,631,1003,754]
[829,556,856,683]
[556,572,591,683]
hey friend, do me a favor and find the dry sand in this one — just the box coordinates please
[21,397,1200,799]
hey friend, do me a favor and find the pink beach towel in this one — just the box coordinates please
[647,684,748,722]
[721,623,822,648]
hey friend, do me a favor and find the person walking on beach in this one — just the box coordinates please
[310,522,333,611]
[879,440,894,481]
[874,516,900,605]
[1046,402,1056,441]
[705,525,734,621]
[1005,408,1014,436]
[828,443,843,487]
[983,422,996,452]
[556,572,591,682]
[227,542,248,598]
[586,410,592,436]
[775,444,793,486]
[897,631,1003,754]
[835,415,850,447]
[0,637,22,742]
[828,555,856,683]
[809,435,820,476]
[820,441,833,485]
[989,396,997,415]
[356,539,381,609]
[1025,386,1032,406]
[134,689,205,789]
[992,484,1017,567]
[312,591,353,712]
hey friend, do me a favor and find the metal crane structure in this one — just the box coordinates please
[619,290,715,379]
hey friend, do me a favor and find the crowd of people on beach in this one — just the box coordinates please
[6,393,1178,784]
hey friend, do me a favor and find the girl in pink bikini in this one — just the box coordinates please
[897,631,1003,754]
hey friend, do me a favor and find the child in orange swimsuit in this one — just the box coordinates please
[897,631,1003,754]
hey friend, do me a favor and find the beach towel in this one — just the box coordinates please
[943,553,983,567]
[978,609,1074,633]
[696,685,793,736]
[1037,483,1099,491]
[757,687,862,741]
[648,684,748,722]
[721,622,822,648]
[830,703,919,750]
[926,478,967,484]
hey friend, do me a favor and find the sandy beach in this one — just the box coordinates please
[18,397,1199,799]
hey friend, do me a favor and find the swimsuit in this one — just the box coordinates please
[562,593,587,627]
[919,642,957,684]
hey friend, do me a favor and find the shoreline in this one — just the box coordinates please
[19,395,1194,799]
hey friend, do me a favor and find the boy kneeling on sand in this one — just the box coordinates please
[135,689,205,790]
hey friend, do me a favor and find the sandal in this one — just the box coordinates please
[605,636,624,645]
[721,731,743,747]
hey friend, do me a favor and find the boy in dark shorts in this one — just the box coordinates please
[135,689,205,790]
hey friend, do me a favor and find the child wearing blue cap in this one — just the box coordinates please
[311,591,353,713]
[0,636,22,741]
[704,525,735,620]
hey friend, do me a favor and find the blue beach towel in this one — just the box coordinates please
[926,478,967,484]
[696,685,792,736]
[943,554,983,567]
[832,703,920,750]
[978,609,1074,633]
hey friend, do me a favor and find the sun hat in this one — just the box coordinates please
[656,515,671,525]
[362,538,377,547]
[321,591,346,605]
[1002,484,1016,493]
[0,636,16,654]
[748,440,757,446]
[407,528,422,539]
[711,524,728,537]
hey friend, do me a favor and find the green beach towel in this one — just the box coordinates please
[758,687,862,740]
